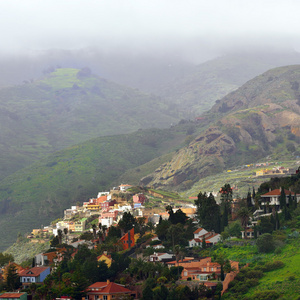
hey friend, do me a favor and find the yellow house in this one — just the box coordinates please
[97,253,112,268]
[86,204,101,211]
[31,229,42,236]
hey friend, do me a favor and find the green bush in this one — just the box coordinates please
[261,260,284,272]
[256,233,275,253]
[245,278,259,287]
[246,269,263,279]
[252,290,280,300]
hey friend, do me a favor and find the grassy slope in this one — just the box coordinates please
[217,236,300,300]
[0,127,188,251]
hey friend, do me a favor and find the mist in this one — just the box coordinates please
[1,0,300,89]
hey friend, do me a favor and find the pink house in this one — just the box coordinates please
[133,193,147,205]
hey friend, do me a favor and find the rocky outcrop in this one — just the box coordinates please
[141,65,300,190]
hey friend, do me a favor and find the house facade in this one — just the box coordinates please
[189,228,221,247]
[19,267,50,286]
[119,228,135,250]
[260,188,300,211]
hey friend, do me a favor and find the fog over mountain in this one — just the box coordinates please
[1,0,300,89]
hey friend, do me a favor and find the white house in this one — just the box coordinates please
[189,228,220,248]
[194,228,208,239]
[149,252,174,262]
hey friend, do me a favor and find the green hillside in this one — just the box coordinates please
[143,65,300,190]
[0,68,177,180]
[0,126,190,251]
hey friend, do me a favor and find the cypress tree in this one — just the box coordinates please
[275,211,280,230]
[222,205,229,228]
[247,190,253,209]
[288,192,292,209]
[279,187,286,209]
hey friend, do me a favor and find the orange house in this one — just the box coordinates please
[119,228,135,250]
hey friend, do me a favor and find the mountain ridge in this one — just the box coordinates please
[141,65,300,189]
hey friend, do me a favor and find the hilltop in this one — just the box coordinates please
[155,52,300,117]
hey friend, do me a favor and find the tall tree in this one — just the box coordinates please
[220,184,233,207]
[5,264,21,291]
[118,212,136,234]
[195,192,221,233]
[246,190,253,209]
[279,187,286,209]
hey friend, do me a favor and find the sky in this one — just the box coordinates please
[1,0,300,61]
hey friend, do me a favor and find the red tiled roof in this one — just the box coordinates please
[261,189,291,196]
[166,258,194,264]
[87,282,132,294]
[101,282,132,294]
[19,266,49,277]
[0,293,26,298]
[88,282,107,289]
[194,228,204,234]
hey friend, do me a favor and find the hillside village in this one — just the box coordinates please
[0,169,300,299]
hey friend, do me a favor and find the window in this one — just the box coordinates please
[103,296,108,300]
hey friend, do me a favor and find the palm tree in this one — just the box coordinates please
[237,207,250,239]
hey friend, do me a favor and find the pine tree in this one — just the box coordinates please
[5,264,21,291]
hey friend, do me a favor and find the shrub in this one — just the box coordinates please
[252,290,280,300]
[274,247,282,254]
[246,269,263,279]
[256,233,275,253]
[261,260,284,272]
[245,278,259,287]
